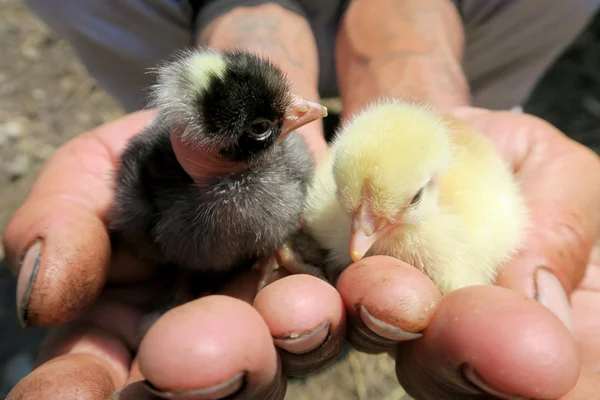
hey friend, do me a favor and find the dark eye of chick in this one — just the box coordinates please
[245,119,274,141]
[410,188,424,205]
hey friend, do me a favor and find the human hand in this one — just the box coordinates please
[337,107,600,400]
[2,110,343,400]
[332,1,600,397]
[5,110,598,400]
[4,2,340,397]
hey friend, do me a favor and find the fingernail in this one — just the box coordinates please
[534,267,573,332]
[273,320,329,354]
[359,305,422,341]
[144,372,245,399]
[16,240,42,327]
[463,365,529,400]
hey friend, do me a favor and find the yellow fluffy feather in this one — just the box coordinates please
[304,99,529,294]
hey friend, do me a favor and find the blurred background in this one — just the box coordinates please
[1,1,599,398]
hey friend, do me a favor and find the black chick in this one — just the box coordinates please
[108,48,328,304]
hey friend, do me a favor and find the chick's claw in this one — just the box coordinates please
[275,242,327,280]
[254,256,282,292]
[254,243,327,292]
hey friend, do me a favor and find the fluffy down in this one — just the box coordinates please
[303,99,529,293]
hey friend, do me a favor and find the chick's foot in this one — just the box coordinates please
[254,242,327,292]
[253,256,282,292]
[275,242,327,279]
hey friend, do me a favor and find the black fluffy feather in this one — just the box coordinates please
[109,118,314,272]
[107,49,315,288]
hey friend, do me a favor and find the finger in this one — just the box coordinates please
[565,274,600,399]
[218,268,266,304]
[127,357,145,384]
[579,239,600,291]
[109,358,158,400]
[7,322,132,400]
[111,381,161,400]
[138,295,286,400]
[253,274,346,376]
[571,289,600,371]
[451,108,600,290]
[336,255,442,353]
[2,111,154,327]
[395,285,580,400]
[563,369,600,400]
[99,282,165,311]
[498,119,600,330]
[450,109,600,329]
[73,300,144,351]
[107,247,157,284]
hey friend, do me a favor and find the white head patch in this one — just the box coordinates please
[184,52,228,95]
[149,48,229,144]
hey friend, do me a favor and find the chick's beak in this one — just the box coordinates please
[350,201,394,263]
[277,94,328,143]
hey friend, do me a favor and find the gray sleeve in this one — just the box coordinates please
[192,0,308,39]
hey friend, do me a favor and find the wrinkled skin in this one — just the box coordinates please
[3,106,600,400]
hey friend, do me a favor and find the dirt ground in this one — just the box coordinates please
[1,1,599,398]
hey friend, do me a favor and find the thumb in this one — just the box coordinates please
[494,114,600,331]
[2,111,154,327]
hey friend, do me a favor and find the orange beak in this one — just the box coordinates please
[349,200,395,262]
[277,94,328,144]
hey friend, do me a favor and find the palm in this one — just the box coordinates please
[452,107,600,397]
[572,248,600,377]
[6,107,600,399]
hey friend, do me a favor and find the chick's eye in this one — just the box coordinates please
[410,188,424,205]
[246,120,273,141]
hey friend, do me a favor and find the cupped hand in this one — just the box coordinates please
[3,111,345,400]
[5,106,600,400]
[333,107,600,400]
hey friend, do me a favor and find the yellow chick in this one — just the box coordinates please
[303,99,529,294]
